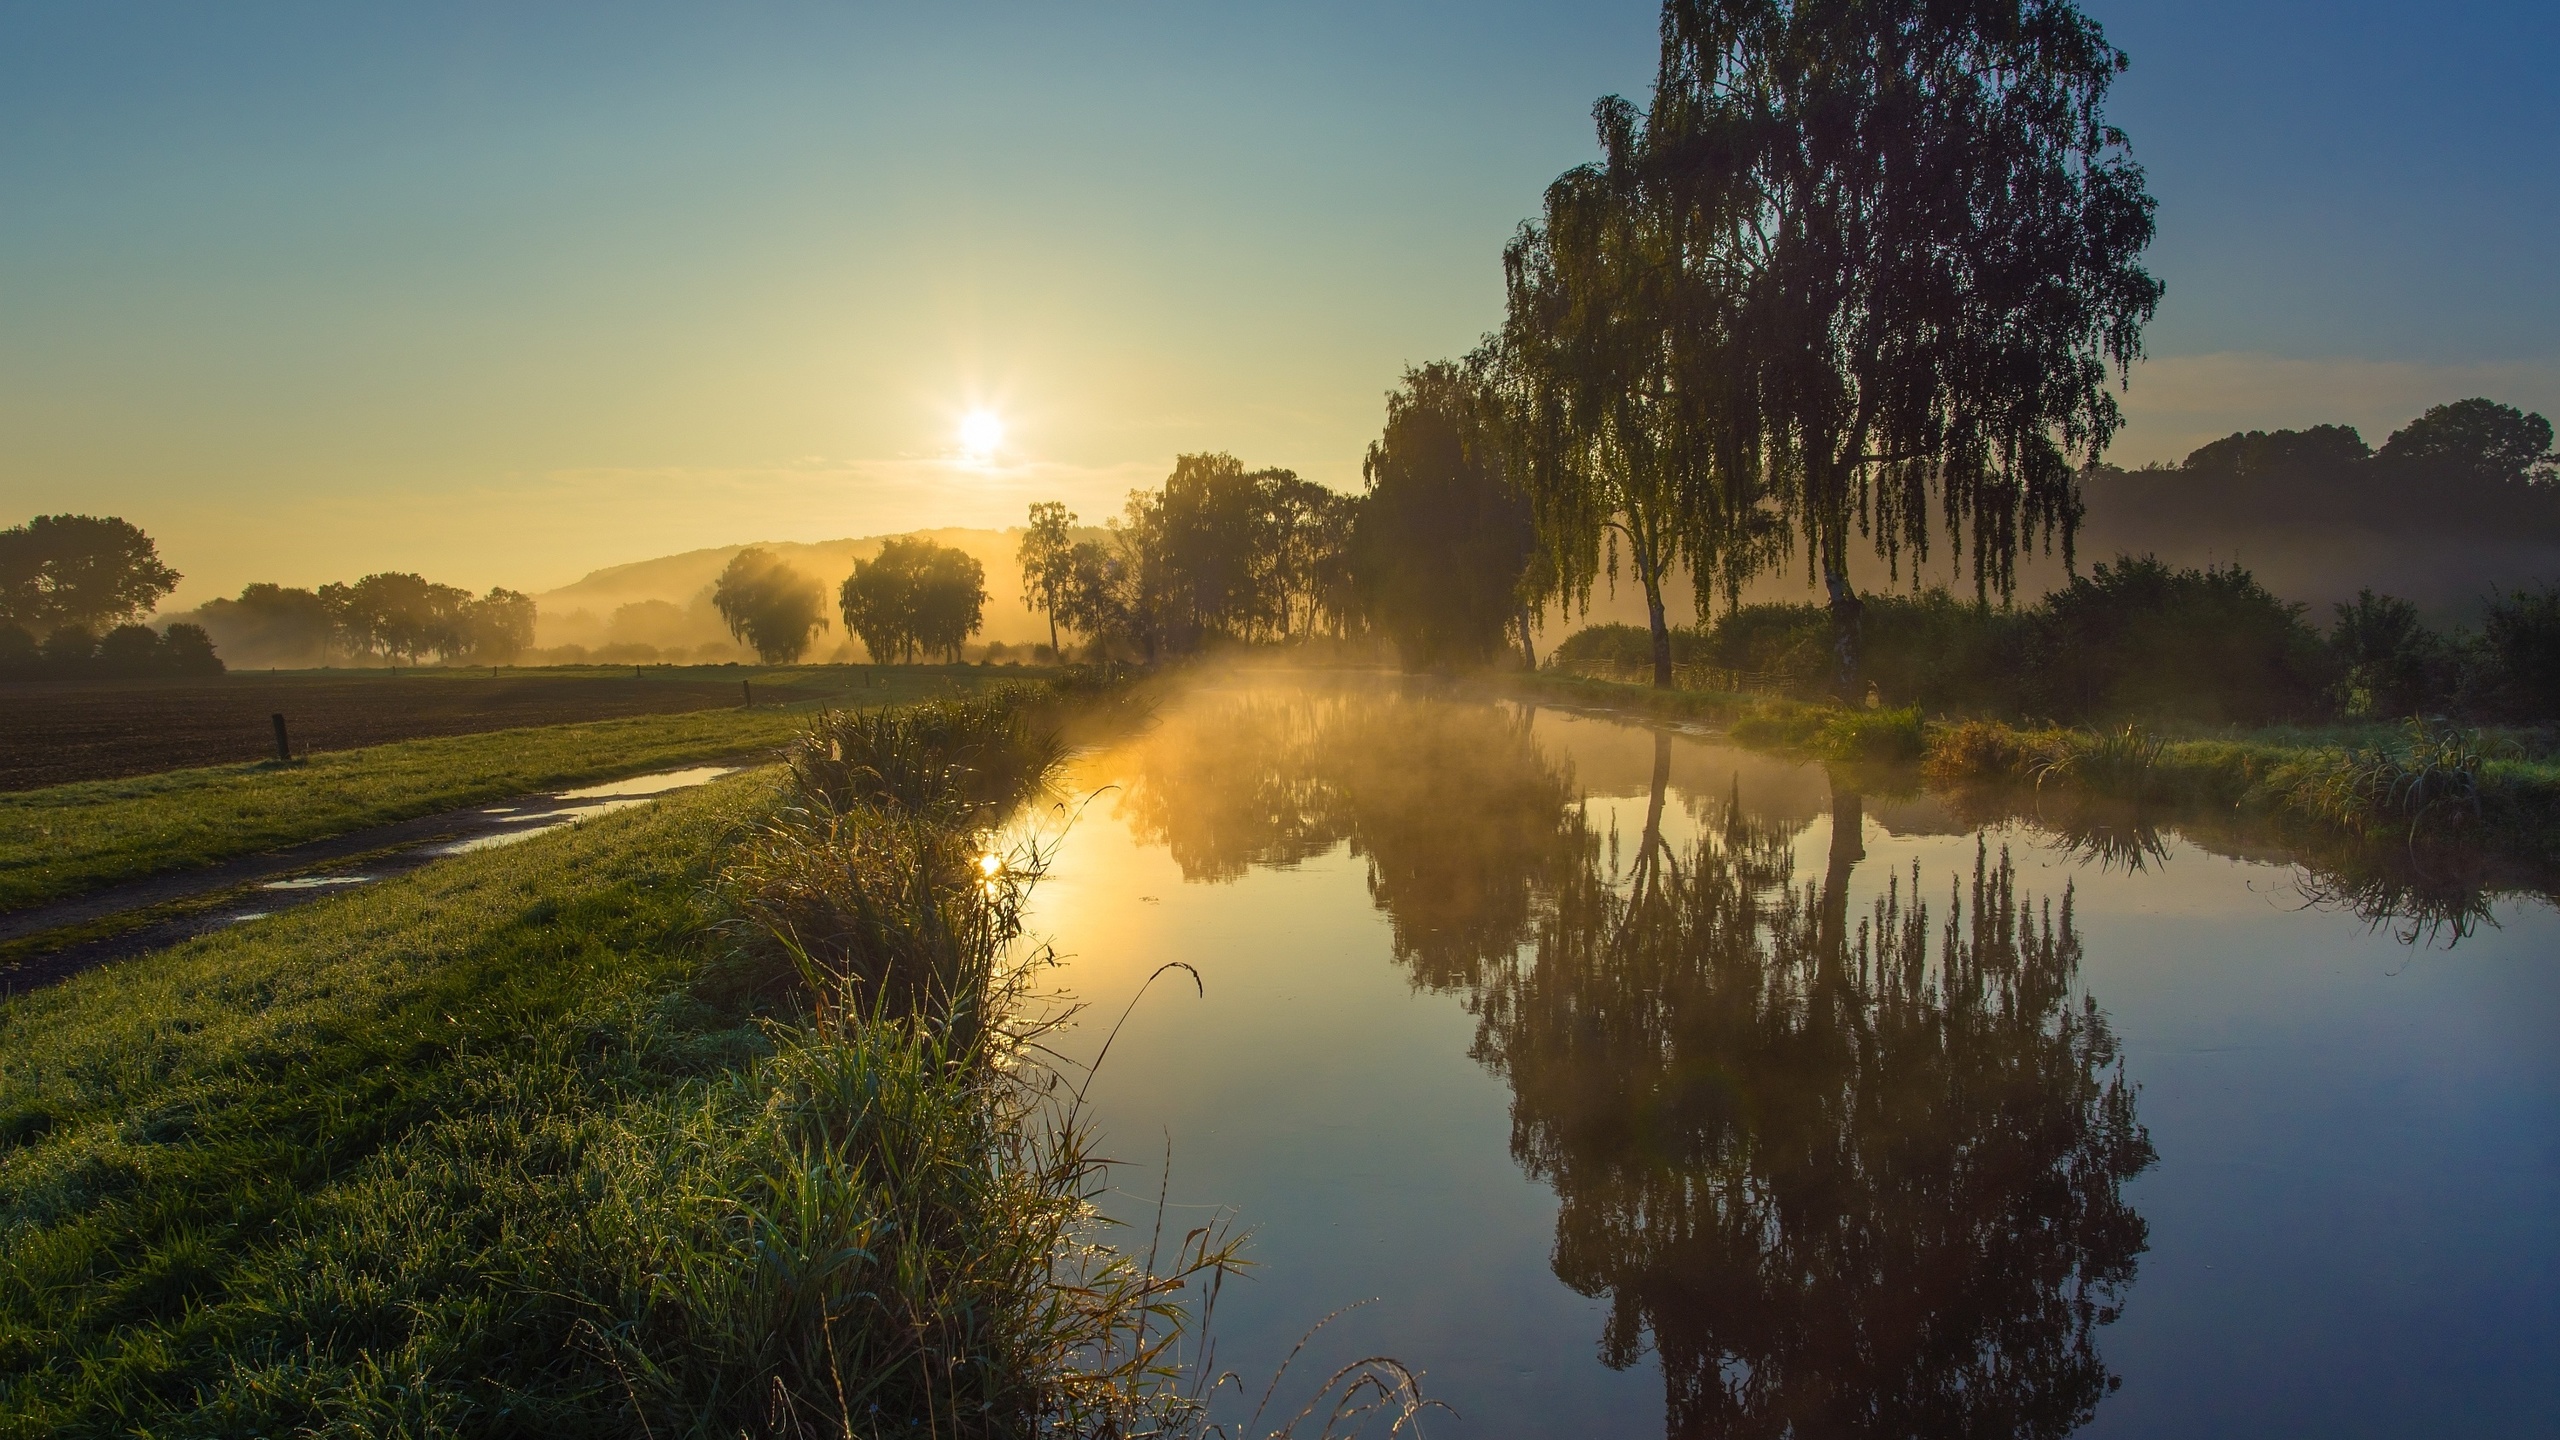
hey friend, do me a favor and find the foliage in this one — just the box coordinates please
[2379,397,2558,487]
[308,573,535,665]
[0,623,34,678]
[190,581,333,666]
[0,514,181,634]
[1922,719,2050,788]
[1017,500,1078,655]
[1645,0,2162,698]
[713,547,830,663]
[2287,719,2494,845]
[2330,589,2454,718]
[1818,706,1926,764]
[2027,557,2333,723]
[1499,94,1760,688]
[2476,583,2560,721]
[0,619,222,680]
[2182,422,2373,480]
[38,624,94,667]
[840,536,987,664]
[1038,457,1359,662]
[1550,622,1715,670]
[1354,360,1536,671]
[788,686,1068,824]
[2031,726,2168,801]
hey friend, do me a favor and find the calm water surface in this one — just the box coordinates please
[1020,677,2559,1438]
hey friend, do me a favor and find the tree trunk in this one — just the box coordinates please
[1046,611,1059,659]
[1517,608,1538,670]
[1822,564,1864,701]
[1634,728,1672,900]
[1818,774,1865,965]
[1643,578,1673,690]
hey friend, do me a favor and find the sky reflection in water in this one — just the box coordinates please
[1021,676,2560,1439]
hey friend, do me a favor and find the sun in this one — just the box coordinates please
[957,409,1004,463]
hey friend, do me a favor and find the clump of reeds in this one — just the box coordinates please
[679,672,1275,1436]
[2288,717,2498,845]
[790,684,1071,821]
[2031,724,2168,799]
[1921,718,2048,786]
[1816,705,1925,764]
[587,989,1242,1438]
[1728,702,1925,765]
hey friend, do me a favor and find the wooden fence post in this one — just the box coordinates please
[271,713,291,763]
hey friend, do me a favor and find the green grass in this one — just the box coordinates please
[1510,668,2560,857]
[0,669,1014,914]
[0,734,1213,1434]
[0,771,780,1432]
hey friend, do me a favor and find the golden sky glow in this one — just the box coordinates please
[0,5,2553,609]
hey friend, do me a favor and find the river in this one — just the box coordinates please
[1020,674,2558,1438]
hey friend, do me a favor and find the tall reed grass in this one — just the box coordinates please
[692,675,1296,1437]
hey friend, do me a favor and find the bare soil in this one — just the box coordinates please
[1,672,755,790]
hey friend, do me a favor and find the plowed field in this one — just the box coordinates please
[2,673,757,790]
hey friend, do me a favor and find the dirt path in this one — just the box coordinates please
[0,760,758,993]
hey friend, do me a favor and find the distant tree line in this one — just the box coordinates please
[2079,398,2560,560]
[188,574,535,668]
[706,541,990,665]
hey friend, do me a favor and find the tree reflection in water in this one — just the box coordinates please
[1113,685,2155,1436]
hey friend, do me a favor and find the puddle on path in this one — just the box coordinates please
[226,764,742,902]
[1,762,747,989]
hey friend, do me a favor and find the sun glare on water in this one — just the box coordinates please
[957,409,1005,463]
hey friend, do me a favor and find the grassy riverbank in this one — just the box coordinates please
[0,669,1009,913]
[1508,670,2560,852]
[0,680,1206,1434]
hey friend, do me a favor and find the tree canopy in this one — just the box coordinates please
[311,574,533,665]
[1355,361,1537,671]
[0,515,182,634]
[1016,502,1077,656]
[1640,0,2162,686]
[713,549,829,663]
[840,537,985,663]
[2379,398,2557,486]
[1032,456,1361,661]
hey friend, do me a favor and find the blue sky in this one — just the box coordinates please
[0,1,2551,602]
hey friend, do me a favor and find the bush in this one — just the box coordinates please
[0,622,35,678]
[2026,556,2334,724]
[1680,592,2027,710]
[158,621,224,674]
[2478,583,2560,720]
[1550,622,1714,669]
[38,623,94,668]
[95,622,164,674]
[2330,590,2452,718]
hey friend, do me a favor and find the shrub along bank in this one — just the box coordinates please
[0,676,1221,1436]
[1552,554,2560,727]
